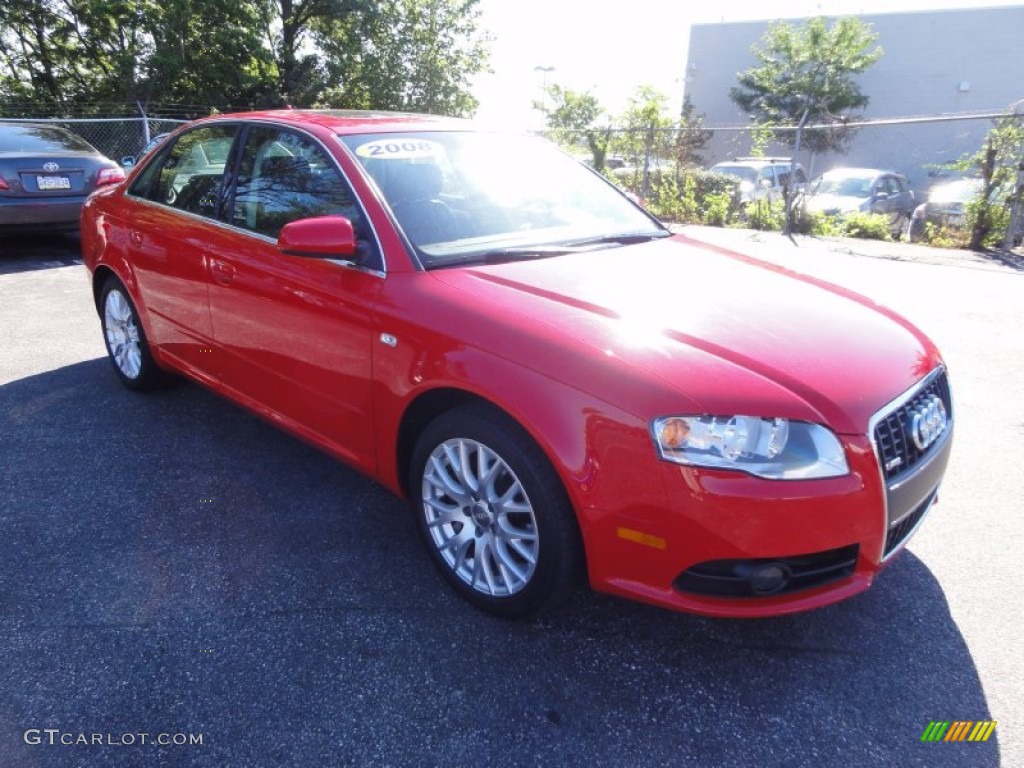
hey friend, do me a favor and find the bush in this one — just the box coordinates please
[837,212,892,240]
[791,206,842,236]
[744,198,786,231]
[966,197,1010,249]
[922,222,970,249]
[615,167,744,226]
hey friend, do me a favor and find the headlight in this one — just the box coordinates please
[650,415,849,480]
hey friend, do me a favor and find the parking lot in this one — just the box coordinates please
[1,230,1021,767]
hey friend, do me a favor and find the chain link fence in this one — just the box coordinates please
[0,116,189,163]
[540,113,1024,248]
[546,112,1023,186]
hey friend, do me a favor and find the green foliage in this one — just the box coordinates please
[315,0,490,116]
[744,199,786,231]
[0,0,489,115]
[730,16,882,156]
[946,117,1024,249]
[609,86,675,171]
[798,209,842,237]
[747,123,775,158]
[533,84,613,169]
[922,222,970,249]
[837,212,891,240]
[621,168,741,226]
[537,85,712,177]
[675,96,713,168]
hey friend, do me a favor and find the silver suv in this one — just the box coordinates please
[710,157,808,203]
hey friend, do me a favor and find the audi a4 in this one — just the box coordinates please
[80,110,953,618]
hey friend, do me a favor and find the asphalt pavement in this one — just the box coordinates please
[0,229,1019,767]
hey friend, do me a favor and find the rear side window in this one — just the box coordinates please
[131,125,239,219]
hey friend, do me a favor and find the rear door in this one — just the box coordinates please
[122,124,240,381]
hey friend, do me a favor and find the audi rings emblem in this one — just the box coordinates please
[43,162,60,172]
[908,395,948,451]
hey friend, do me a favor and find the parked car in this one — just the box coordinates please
[804,168,915,238]
[906,178,981,242]
[709,157,807,203]
[0,122,125,230]
[81,110,952,619]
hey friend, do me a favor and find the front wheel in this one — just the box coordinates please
[410,403,584,618]
[100,277,168,391]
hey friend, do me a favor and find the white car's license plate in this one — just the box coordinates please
[37,175,71,190]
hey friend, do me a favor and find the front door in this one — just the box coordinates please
[207,125,384,470]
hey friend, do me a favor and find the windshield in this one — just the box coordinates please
[340,131,665,267]
[929,178,981,203]
[815,175,873,197]
[711,164,758,183]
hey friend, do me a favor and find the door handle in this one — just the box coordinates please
[129,230,143,246]
[210,259,235,285]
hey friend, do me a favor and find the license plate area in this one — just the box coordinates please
[37,175,72,190]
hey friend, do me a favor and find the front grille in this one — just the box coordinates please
[874,370,952,482]
[673,544,860,598]
[884,490,936,557]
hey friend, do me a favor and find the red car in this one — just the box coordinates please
[81,110,953,619]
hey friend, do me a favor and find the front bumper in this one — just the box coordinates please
[583,370,952,618]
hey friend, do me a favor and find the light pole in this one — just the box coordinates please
[533,66,556,131]
[534,65,555,91]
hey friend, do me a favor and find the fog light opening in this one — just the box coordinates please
[738,562,792,595]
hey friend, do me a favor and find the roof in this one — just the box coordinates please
[821,167,906,179]
[199,109,472,135]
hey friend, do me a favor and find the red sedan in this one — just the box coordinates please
[80,110,953,619]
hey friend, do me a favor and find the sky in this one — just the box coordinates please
[471,0,1023,129]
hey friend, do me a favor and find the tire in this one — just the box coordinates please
[409,403,584,619]
[99,277,168,391]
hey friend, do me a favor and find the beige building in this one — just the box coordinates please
[683,5,1024,189]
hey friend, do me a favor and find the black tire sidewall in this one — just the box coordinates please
[410,403,582,619]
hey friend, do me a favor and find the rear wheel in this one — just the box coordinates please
[410,403,583,618]
[100,277,168,391]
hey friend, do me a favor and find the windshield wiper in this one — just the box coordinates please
[447,245,593,267]
[567,230,671,247]
[435,230,671,268]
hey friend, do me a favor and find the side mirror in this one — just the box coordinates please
[278,215,358,259]
[121,156,136,169]
[873,191,889,201]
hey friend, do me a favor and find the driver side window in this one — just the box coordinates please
[231,127,373,251]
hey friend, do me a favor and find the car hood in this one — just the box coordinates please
[427,235,939,435]
[805,194,865,213]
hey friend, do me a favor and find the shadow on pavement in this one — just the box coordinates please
[0,360,998,767]
[0,231,82,275]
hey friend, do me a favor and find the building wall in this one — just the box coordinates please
[684,6,1024,190]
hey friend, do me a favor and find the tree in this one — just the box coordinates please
[314,0,489,116]
[730,16,882,158]
[612,86,674,167]
[0,0,151,112]
[0,0,488,115]
[674,95,712,168]
[533,84,613,170]
[952,117,1024,250]
[145,0,275,108]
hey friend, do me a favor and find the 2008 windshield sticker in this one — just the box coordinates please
[355,139,442,160]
